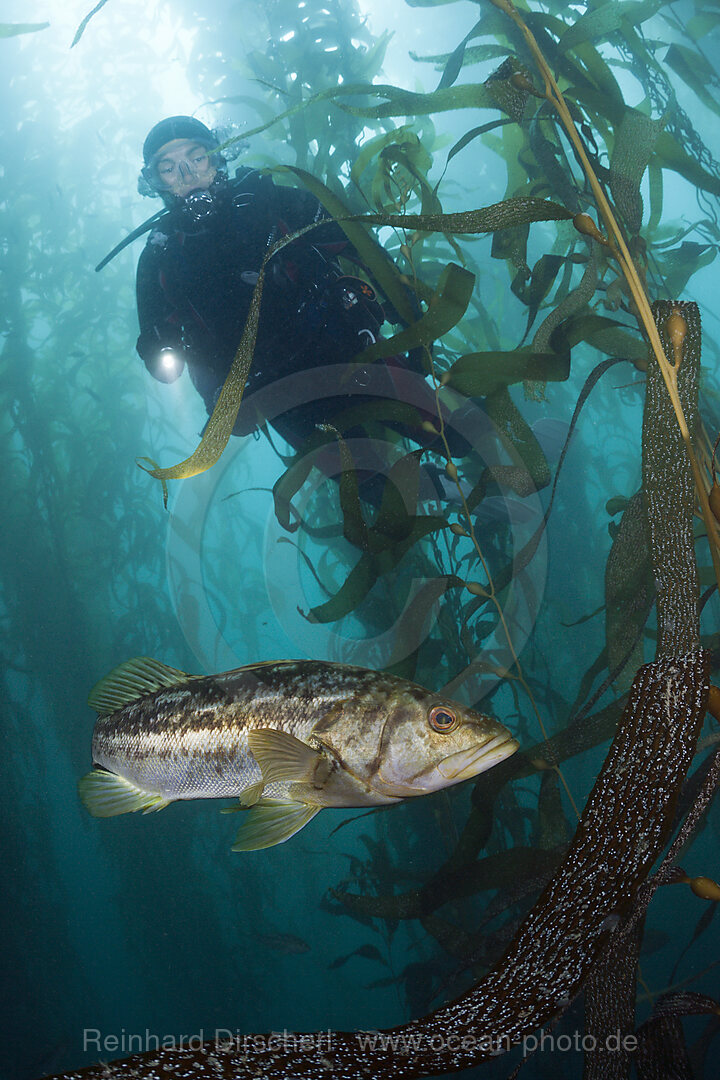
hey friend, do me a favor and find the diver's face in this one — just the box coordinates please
[151,139,217,197]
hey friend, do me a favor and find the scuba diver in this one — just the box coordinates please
[131,114,449,460]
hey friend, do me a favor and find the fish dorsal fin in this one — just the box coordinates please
[88,656,195,716]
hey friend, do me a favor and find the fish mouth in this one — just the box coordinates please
[435,734,519,782]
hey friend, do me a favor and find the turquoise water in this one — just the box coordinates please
[2,2,720,1078]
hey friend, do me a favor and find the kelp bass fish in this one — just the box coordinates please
[78,657,518,850]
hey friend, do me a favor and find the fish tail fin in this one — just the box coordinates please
[231,799,320,852]
[78,769,171,818]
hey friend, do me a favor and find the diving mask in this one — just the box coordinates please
[142,139,218,197]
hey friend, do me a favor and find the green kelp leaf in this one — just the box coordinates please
[655,242,717,300]
[373,450,425,543]
[357,29,394,83]
[439,119,513,179]
[556,313,647,362]
[411,43,509,72]
[484,387,551,495]
[375,138,439,217]
[436,20,482,90]
[282,167,418,328]
[511,254,566,336]
[527,243,599,399]
[136,458,168,509]
[71,0,111,46]
[384,577,464,670]
[685,12,720,41]
[652,131,720,197]
[609,108,664,234]
[643,300,702,656]
[305,555,377,624]
[336,83,495,119]
[444,348,569,398]
[528,121,583,213]
[557,3,624,54]
[1,22,50,36]
[358,197,575,234]
[492,219,529,273]
[305,515,446,623]
[648,164,663,235]
[272,427,339,533]
[350,125,416,188]
[664,44,720,120]
[537,769,571,850]
[557,1,664,54]
[318,425,372,552]
[352,263,474,367]
[139,229,271,484]
[316,397,429,442]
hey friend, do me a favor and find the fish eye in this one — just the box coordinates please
[429,705,458,733]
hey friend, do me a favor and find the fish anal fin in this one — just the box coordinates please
[78,769,170,818]
[248,729,329,787]
[231,799,320,851]
[88,656,196,716]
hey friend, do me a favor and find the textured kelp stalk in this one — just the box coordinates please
[583,300,703,1078]
[583,920,645,1080]
[604,490,654,692]
[48,653,708,1080]
[641,301,701,658]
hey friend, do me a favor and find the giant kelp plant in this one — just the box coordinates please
[7,0,720,1076]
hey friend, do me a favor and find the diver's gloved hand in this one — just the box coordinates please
[137,327,187,383]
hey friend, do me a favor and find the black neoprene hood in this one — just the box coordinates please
[142,116,217,164]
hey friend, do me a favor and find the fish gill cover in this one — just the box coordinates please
[2,0,720,1077]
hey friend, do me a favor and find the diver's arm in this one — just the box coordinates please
[135,247,186,383]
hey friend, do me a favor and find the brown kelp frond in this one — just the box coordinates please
[71,1,111,48]
[489,0,720,594]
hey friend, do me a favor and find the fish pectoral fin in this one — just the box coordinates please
[247,729,329,787]
[88,656,196,716]
[78,769,170,818]
[231,799,321,852]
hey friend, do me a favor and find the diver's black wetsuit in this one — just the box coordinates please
[136,168,421,449]
[134,167,475,503]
